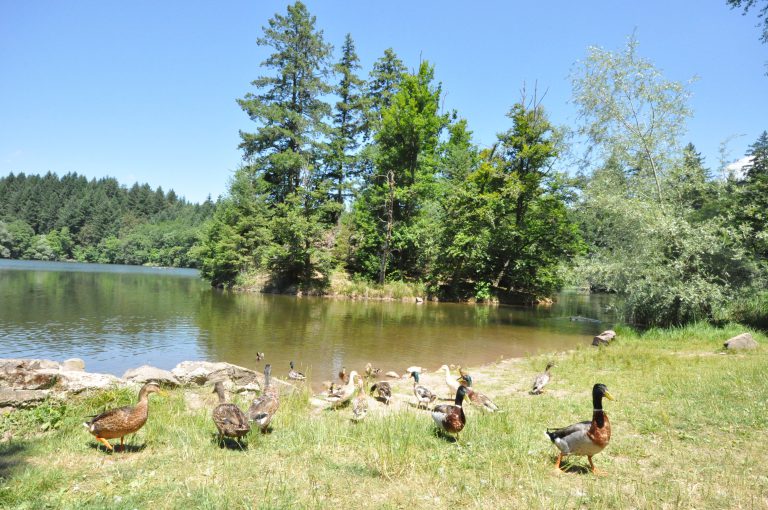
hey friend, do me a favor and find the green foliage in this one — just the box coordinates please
[351,61,448,283]
[0,172,213,267]
[435,102,582,302]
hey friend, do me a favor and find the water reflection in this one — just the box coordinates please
[0,260,616,387]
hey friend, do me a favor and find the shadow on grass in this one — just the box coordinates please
[87,441,147,454]
[553,455,593,475]
[432,428,459,443]
[0,442,30,479]
[211,433,249,451]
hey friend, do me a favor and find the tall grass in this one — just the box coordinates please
[1,323,766,508]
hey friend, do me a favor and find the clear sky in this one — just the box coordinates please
[1,1,766,203]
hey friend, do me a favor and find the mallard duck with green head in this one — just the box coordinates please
[83,382,163,452]
[457,373,499,412]
[410,371,437,409]
[431,385,469,441]
[546,383,614,474]
[288,361,306,381]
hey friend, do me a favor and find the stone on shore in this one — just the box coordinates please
[592,330,617,346]
[123,365,180,387]
[724,332,758,350]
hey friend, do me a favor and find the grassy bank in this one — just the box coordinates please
[1,323,766,509]
[234,270,427,301]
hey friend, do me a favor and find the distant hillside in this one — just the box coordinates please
[0,172,215,268]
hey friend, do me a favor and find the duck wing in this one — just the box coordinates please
[415,385,435,401]
[248,394,279,427]
[213,403,251,437]
[546,420,591,453]
[532,372,550,394]
[85,405,135,434]
[431,404,464,433]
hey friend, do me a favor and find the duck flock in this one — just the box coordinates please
[83,359,614,475]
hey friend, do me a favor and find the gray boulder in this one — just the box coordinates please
[592,330,617,346]
[724,332,758,350]
[0,359,61,389]
[172,361,260,388]
[123,365,180,387]
[0,388,51,408]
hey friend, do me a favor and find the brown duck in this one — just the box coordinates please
[83,382,163,452]
[248,364,280,433]
[212,381,251,443]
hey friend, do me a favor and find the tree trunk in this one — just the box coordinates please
[378,169,395,284]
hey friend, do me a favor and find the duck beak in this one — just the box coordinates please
[603,391,615,401]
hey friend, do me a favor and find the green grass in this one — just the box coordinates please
[1,323,767,509]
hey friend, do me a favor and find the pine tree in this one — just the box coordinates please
[327,33,366,211]
[236,0,332,204]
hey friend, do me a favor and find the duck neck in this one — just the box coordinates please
[454,390,466,407]
[592,394,605,427]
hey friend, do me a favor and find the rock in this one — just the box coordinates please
[592,330,617,346]
[123,365,180,387]
[0,359,61,389]
[172,361,260,388]
[0,388,50,408]
[385,371,400,379]
[61,358,85,371]
[571,316,601,323]
[54,370,124,393]
[415,297,424,303]
[724,332,758,350]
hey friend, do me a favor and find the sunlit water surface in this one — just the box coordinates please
[0,259,615,388]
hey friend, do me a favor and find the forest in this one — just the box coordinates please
[0,172,214,267]
[1,1,766,329]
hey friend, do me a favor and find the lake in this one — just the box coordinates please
[0,259,614,388]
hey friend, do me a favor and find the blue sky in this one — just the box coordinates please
[1,1,766,203]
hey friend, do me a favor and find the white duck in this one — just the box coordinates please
[439,364,461,399]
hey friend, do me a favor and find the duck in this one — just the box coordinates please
[83,382,163,452]
[369,381,392,405]
[457,374,499,412]
[546,383,614,474]
[431,385,469,441]
[212,381,251,444]
[256,352,265,361]
[288,361,306,381]
[326,371,359,408]
[351,378,368,421]
[439,364,461,399]
[365,362,381,378]
[338,366,348,384]
[531,362,554,395]
[248,364,280,433]
[410,371,437,409]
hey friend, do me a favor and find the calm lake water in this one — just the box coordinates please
[0,259,614,387]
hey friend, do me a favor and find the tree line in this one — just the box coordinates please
[0,172,214,267]
[195,2,581,305]
[195,2,767,327]
[2,1,765,329]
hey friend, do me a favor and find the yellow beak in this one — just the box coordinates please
[604,391,615,401]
